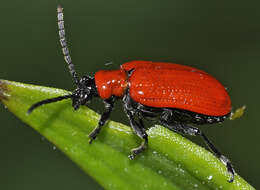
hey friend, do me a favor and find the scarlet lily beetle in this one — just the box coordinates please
[28,5,235,182]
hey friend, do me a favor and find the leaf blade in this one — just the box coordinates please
[0,80,255,190]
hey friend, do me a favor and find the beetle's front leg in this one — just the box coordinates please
[88,97,115,143]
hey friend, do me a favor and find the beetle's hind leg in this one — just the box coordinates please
[160,117,235,182]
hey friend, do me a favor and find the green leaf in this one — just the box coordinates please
[0,79,255,190]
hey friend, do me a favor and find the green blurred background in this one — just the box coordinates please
[0,0,259,189]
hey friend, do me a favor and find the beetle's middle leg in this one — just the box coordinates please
[125,109,148,159]
[122,91,149,159]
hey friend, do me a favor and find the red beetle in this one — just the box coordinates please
[28,5,235,182]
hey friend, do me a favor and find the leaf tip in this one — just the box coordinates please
[0,80,9,103]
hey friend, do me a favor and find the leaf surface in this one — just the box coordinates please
[0,80,254,190]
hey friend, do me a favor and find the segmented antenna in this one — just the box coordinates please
[57,5,79,86]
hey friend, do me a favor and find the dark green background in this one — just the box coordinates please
[0,0,259,189]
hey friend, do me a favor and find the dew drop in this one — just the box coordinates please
[53,146,57,150]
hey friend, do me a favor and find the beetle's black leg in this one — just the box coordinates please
[122,91,148,159]
[88,97,115,143]
[125,109,148,160]
[160,119,235,182]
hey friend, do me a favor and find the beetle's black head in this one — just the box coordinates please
[27,75,98,114]
[72,76,98,110]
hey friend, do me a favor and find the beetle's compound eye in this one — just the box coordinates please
[79,76,94,87]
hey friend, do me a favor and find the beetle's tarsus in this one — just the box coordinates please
[228,168,235,183]
[128,154,135,160]
[225,158,235,183]
[219,155,235,182]
[88,129,99,144]
[88,136,95,144]
[129,140,147,160]
[88,139,93,144]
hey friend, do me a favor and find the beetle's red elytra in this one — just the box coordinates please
[95,60,231,116]
[27,5,236,183]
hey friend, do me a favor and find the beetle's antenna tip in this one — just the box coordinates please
[57,4,79,86]
[57,5,62,12]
